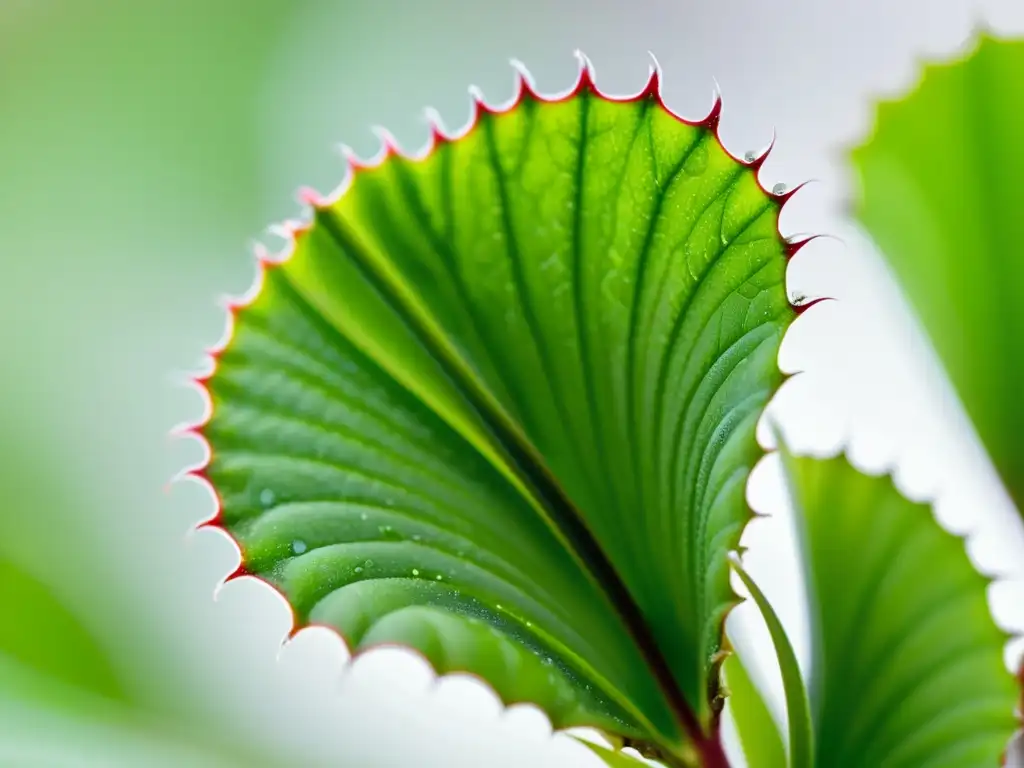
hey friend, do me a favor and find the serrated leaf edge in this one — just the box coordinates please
[174,53,824,766]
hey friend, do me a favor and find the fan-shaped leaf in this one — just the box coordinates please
[851,35,1024,516]
[780,447,1017,767]
[193,58,796,760]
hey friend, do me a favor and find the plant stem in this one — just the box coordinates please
[693,732,730,768]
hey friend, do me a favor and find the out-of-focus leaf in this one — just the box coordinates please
[729,558,812,768]
[0,671,241,768]
[851,35,1024,514]
[0,558,125,706]
[196,59,796,760]
[781,447,1018,767]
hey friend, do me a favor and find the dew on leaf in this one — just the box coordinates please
[772,182,787,195]
[354,566,364,574]
[291,540,307,555]
[744,150,756,162]
[259,489,275,507]
[412,568,420,576]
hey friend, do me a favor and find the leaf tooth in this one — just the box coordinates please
[747,132,775,173]
[509,57,538,101]
[424,106,450,148]
[792,295,834,316]
[370,124,403,164]
[783,233,824,260]
[696,89,723,133]
[772,178,812,206]
[468,83,493,119]
[267,216,312,240]
[334,141,363,175]
[644,51,663,100]
[572,49,597,96]
[223,562,251,584]
[297,185,327,209]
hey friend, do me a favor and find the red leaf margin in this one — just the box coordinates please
[171,52,826,766]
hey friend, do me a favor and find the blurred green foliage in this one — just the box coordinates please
[852,36,1024,513]
[0,1,309,764]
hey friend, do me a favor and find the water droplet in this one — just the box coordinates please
[363,559,374,568]
[744,150,756,163]
[525,621,533,628]
[360,512,368,521]
[291,540,307,555]
[259,489,275,507]
[496,604,503,611]
[434,574,443,581]
[354,566,364,574]
[772,182,787,195]
[683,144,709,176]
[412,568,420,577]
[411,534,422,542]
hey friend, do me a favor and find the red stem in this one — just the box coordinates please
[695,730,731,768]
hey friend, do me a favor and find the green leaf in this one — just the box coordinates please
[577,738,659,766]
[0,669,242,768]
[729,557,812,768]
[0,557,125,707]
[195,59,795,758]
[851,35,1024,515]
[779,446,1018,767]
[722,647,786,768]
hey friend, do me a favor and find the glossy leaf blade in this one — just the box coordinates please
[851,35,1024,514]
[781,449,1018,767]
[195,60,795,753]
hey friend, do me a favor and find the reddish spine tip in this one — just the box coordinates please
[298,186,324,208]
[698,95,722,132]
[774,179,809,206]
[749,137,775,172]
[195,516,223,532]
[470,87,495,116]
[793,296,834,316]
[644,68,661,98]
[784,234,822,260]
[224,563,250,583]
[512,64,538,101]
[574,66,594,96]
